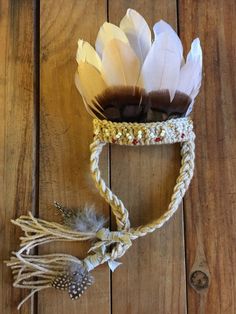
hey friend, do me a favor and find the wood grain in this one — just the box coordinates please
[2,1,236,313]
[38,1,109,314]
[179,1,236,314]
[0,0,34,313]
[109,1,187,313]
[179,0,236,313]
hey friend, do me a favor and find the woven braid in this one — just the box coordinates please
[90,140,131,231]
[90,118,195,258]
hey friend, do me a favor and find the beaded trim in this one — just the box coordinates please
[93,118,195,145]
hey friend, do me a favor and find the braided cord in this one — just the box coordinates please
[90,140,131,231]
[90,130,195,242]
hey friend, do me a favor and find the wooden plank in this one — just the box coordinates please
[108,1,187,313]
[179,1,236,313]
[38,1,110,314]
[0,0,34,313]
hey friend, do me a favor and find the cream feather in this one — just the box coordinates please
[101,39,140,86]
[75,63,107,117]
[95,22,129,57]
[119,8,151,64]
[139,32,182,100]
[76,40,102,72]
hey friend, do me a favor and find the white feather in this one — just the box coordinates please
[101,39,140,86]
[95,22,128,57]
[119,8,151,64]
[139,32,182,100]
[153,20,183,57]
[76,40,102,72]
[178,38,202,115]
[75,63,107,117]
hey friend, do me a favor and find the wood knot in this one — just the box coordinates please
[190,270,209,291]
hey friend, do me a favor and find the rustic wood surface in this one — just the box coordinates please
[0,1,34,313]
[179,1,236,313]
[0,0,235,313]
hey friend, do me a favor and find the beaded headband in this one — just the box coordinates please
[6,9,202,309]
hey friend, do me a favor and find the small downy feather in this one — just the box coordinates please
[120,8,151,64]
[101,39,140,86]
[95,22,129,57]
[54,202,106,233]
[52,263,94,300]
[139,32,182,100]
[75,63,106,117]
[66,206,106,233]
[76,40,102,71]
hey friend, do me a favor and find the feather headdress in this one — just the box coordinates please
[7,9,202,309]
[75,9,202,122]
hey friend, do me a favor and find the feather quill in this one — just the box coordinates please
[76,40,102,72]
[75,63,106,117]
[101,39,140,86]
[139,32,182,100]
[120,9,151,64]
[95,22,129,57]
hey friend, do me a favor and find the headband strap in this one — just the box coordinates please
[93,117,195,145]
[90,118,195,262]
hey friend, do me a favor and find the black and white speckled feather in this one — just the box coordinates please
[51,263,94,300]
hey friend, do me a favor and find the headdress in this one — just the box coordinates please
[6,9,202,309]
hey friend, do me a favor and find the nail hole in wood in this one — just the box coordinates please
[190,270,209,291]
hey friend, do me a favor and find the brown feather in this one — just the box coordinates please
[94,86,191,122]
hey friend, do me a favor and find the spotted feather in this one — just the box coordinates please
[51,272,71,290]
[68,271,94,300]
[51,268,94,300]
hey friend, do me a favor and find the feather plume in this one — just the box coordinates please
[75,63,106,117]
[95,86,149,122]
[120,9,151,64]
[149,90,191,119]
[94,86,191,122]
[95,22,129,57]
[76,40,102,71]
[177,38,202,116]
[153,20,183,57]
[101,39,140,86]
[52,263,94,300]
[178,38,202,96]
[139,32,182,101]
[54,202,106,233]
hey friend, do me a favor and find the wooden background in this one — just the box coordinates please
[0,0,235,313]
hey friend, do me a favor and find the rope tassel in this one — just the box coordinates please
[12,204,106,253]
[6,252,93,309]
